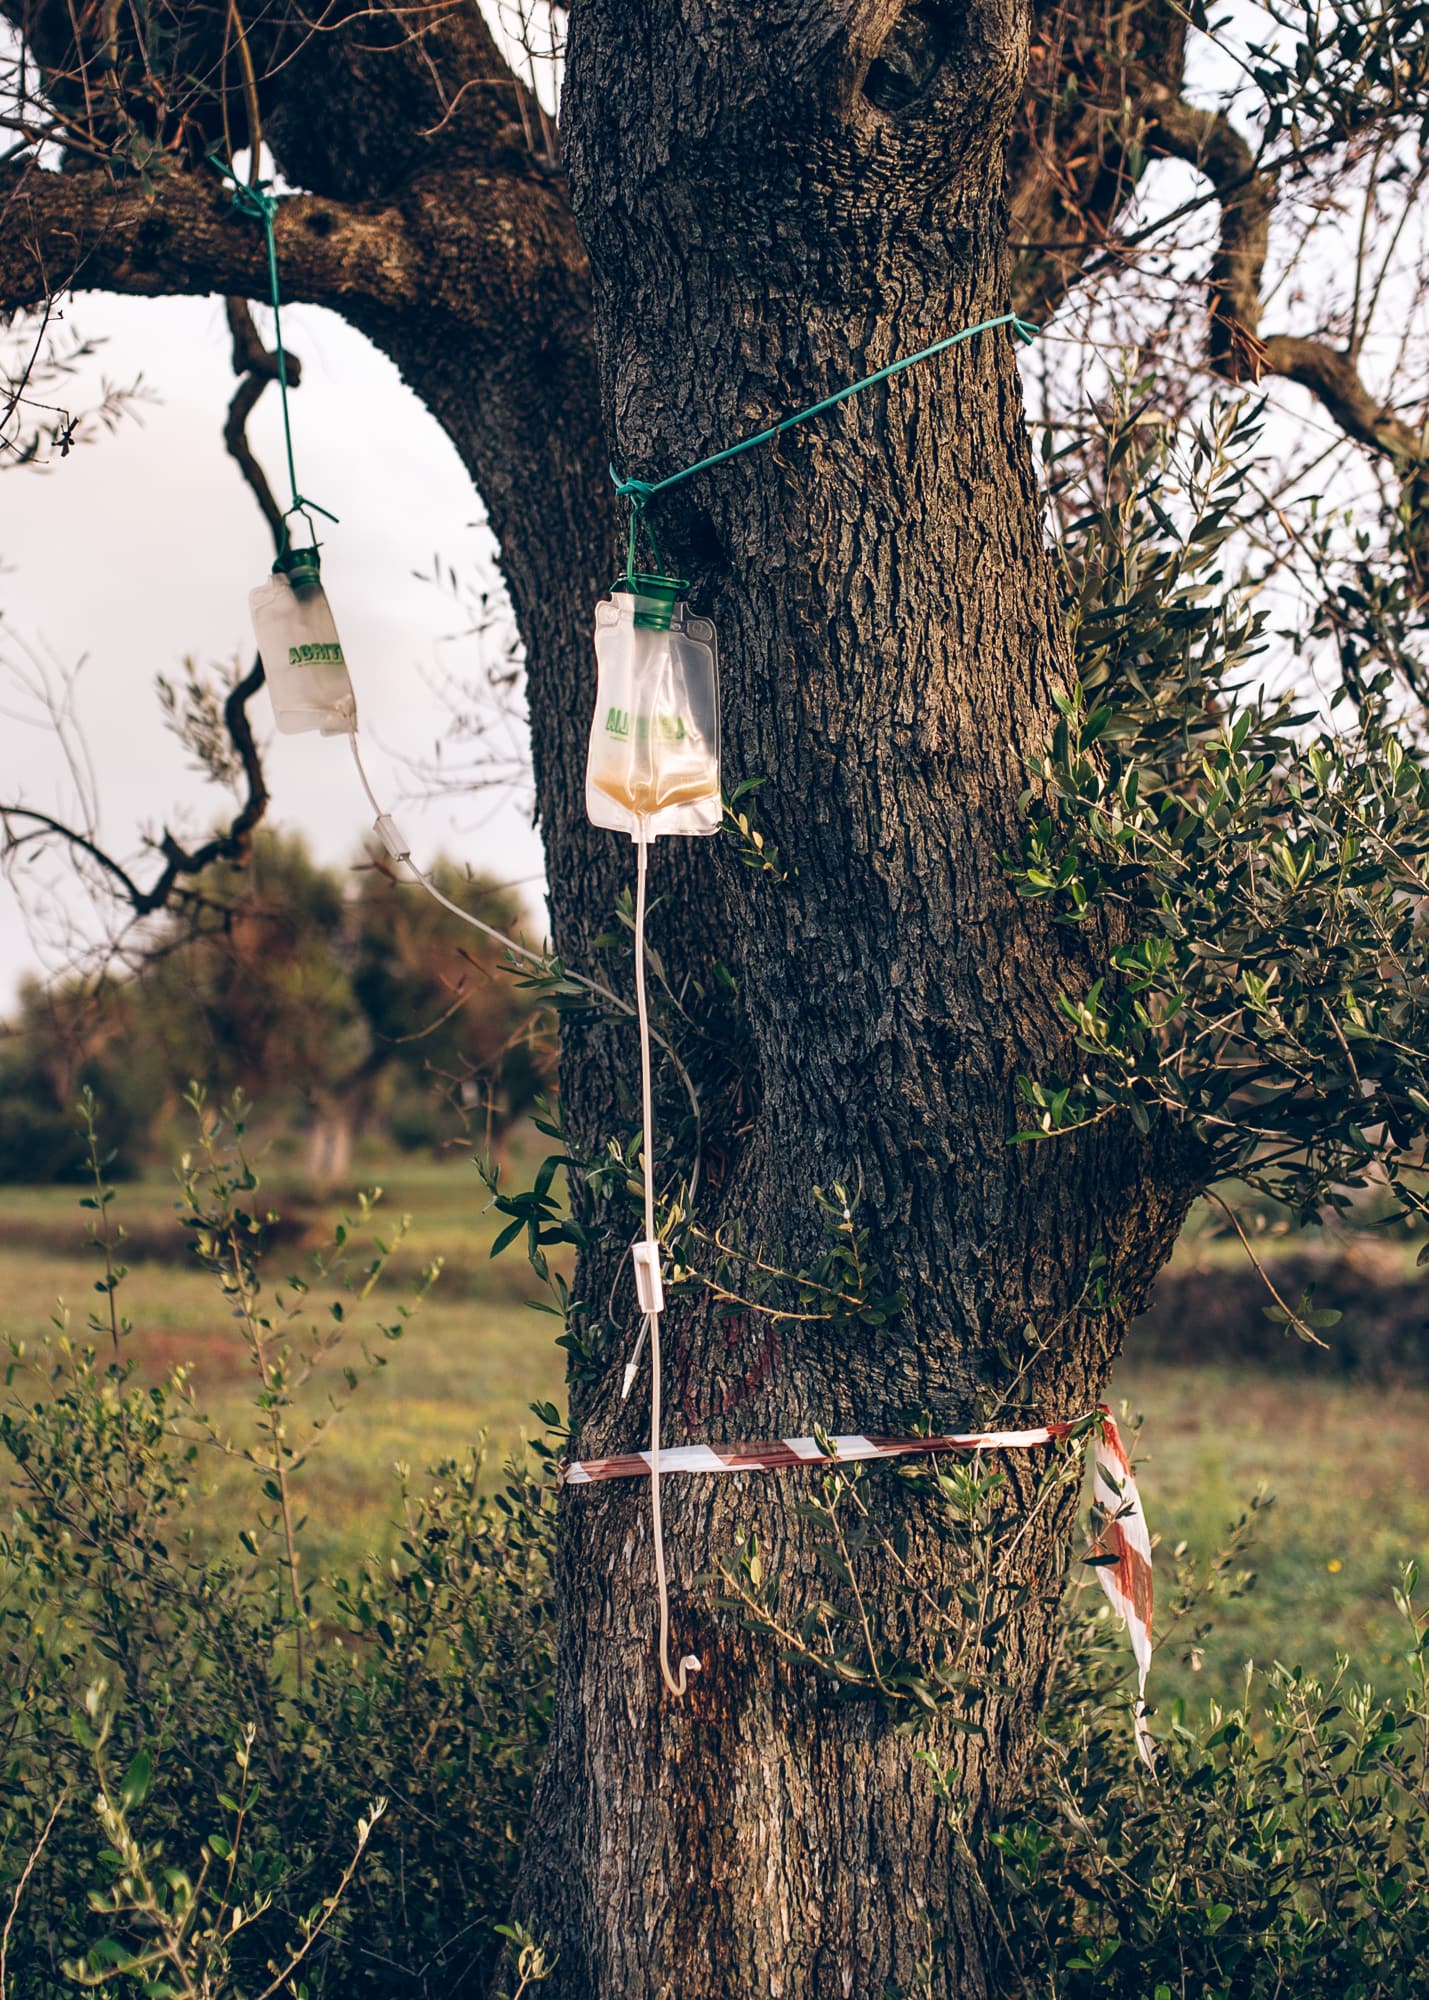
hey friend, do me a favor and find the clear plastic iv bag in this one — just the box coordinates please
[250,566,358,737]
[585,579,720,840]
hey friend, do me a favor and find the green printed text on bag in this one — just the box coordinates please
[587,584,719,839]
[250,570,357,737]
[605,708,687,743]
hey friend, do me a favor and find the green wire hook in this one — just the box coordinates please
[211,154,339,571]
[623,489,666,590]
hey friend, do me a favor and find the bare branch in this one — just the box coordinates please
[0,291,289,924]
[223,294,292,542]
[1146,86,1426,467]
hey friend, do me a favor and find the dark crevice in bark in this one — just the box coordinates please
[864,4,958,114]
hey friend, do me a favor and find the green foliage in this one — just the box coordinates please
[490,1923,555,1999]
[717,1431,1092,1721]
[1013,390,1429,1229]
[1237,0,1429,150]
[482,1096,907,1392]
[723,778,793,883]
[59,1687,387,2000]
[0,1095,557,1998]
[990,1558,1429,2000]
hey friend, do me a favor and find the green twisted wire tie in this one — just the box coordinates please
[610,310,1038,505]
[211,156,338,552]
[609,309,1037,585]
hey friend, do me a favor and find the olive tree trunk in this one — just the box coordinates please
[506,8,1192,1996]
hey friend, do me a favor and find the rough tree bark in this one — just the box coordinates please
[508,8,1195,1995]
[3,0,1399,1993]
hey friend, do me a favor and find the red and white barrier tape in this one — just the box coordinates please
[563,1406,1155,1767]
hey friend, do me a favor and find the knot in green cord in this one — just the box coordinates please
[225,176,279,227]
[610,465,656,501]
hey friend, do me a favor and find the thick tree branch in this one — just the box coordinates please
[1143,87,1273,374]
[1146,87,1425,466]
[0,0,545,192]
[1259,334,1424,462]
[0,15,600,951]
[0,150,585,359]
[1008,0,1188,321]
[0,159,416,314]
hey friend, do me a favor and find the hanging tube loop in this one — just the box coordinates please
[634,825,700,1700]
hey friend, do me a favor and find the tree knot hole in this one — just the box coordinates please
[864,4,956,114]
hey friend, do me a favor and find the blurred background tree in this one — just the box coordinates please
[0,829,549,1185]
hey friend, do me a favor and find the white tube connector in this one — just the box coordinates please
[632,1239,665,1316]
[373,813,410,863]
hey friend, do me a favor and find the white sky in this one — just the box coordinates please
[0,291,548,1006]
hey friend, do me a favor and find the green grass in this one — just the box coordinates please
[3,1157,1426,1706]
[0,1150,566,1571]
[1110,1361,1429,1703]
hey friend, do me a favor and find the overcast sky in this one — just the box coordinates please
[0,290,548,1007]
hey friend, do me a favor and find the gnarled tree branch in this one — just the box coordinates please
[0,296,287,923]
[0,157,415,312]
[224,294,292,543]
[1145,85,1425,467]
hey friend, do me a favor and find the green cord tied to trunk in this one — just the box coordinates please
[213,156,339,584]
[609,309,1038,587]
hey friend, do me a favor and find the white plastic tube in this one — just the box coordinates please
[634,824,700,1700]
[347,733,701,1697]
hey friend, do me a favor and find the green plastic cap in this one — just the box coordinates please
[618,571,685,631]
[277,542,323,594]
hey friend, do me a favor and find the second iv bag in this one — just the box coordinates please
[250,550,358,738]
[586,577,719,839]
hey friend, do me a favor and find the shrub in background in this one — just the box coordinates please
[0,1092,556,1998]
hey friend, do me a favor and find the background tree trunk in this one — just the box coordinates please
[506,7,1196,1995]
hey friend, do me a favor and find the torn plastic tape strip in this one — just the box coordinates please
[560,1418,1089,1485]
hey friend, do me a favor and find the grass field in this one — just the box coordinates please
[2,1150,1425,1709]
[0,1150,567,1572]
